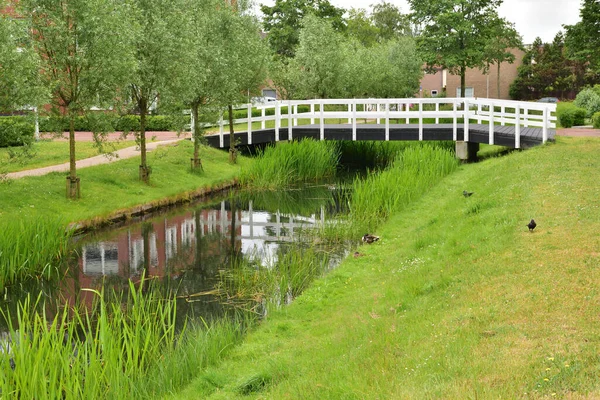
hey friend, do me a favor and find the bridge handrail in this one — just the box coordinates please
[209,98,556,148]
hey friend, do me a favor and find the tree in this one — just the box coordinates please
[216,3,269,163]
[564,0,600,82]
[19,0,136,198]
[261,0,345,59]
[510,34,583,100]
[371,1,412,40]
[408,0,504,98]
[482,19,523,98]
[128,0,190,183]
[345,8,379,47]
[0,9,46,111]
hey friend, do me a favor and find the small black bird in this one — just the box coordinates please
[463,190,474,197]
[527,219,537,232]
[362,233,380,244]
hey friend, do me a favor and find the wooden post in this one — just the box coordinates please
[219,113,224,148]
[385,101,390,141]
[352,100,357,141]
[418,101,423,141]
[288,100,292,141]
[320,100,324,141]
[453,101,458,141]
[261,107,265,130]
[515,105,521,149]
[275,101,280,142]
[543,107,548,143]
[247,103,252,145]
[489,102,494,145]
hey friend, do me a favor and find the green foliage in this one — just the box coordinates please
[591,111,600,129]
[565,0,600,76]
[573,86,600,117]
[0,218,71,287]
[349,143,459,233]
[0,117,35,148]
[557,103,587,128]
[261,0,345,59]
[240,139,340,188]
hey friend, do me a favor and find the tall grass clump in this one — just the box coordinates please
[240,139,340,188]
[338,141,411,170]
[0,218,72,287]
[349,143,459,234]
[0,278,251,399]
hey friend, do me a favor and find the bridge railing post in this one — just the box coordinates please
[515,105,521,149]
[488,101,494,145]
[352,99,357,141]
[288,100,292,141]
[261,107,266,130]
[219,112,224,148]
[464,99,470,142]
[310,102,315,125]
[275,101,280,142]
[543,107,548,143]
[435,102,439,125]
[405,103,409,124]
[247,103,252,145]
[418,100,423,141]
[453,100,458,141]
[385,100,390,141]
[320,100,324,140]
[347,103,351,124]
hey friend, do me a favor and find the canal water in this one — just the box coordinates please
[0,185,353,331]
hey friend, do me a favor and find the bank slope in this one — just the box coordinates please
[170,136,600,399]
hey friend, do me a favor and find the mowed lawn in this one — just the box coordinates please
[170,136,600,399]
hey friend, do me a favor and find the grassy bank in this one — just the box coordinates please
[169,136,600,399]
[0,140,248,226]
[0,140,136,174]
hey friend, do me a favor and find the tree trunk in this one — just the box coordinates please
[497,62,501,99]
[139,98,151,183]
[191,102,202,171]
[460,65,466,98]
[66,116,80,199]
[228,104,237,164]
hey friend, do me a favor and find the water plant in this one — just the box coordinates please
[348,143,459,234]
[239,139,340,189]
[0,218,72,288]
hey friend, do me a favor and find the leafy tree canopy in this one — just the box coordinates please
[345,2,412,46]
[564,0,600,79]
[261,0,345,59]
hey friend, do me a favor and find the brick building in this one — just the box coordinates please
[419,48,526,100]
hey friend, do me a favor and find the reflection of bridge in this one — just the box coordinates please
[203,97,557,153]
[80,201,326,276]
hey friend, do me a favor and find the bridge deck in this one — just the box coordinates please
[205,123,555,149]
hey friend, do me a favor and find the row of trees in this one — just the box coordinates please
[261,0,523,101]
[0,0,269,198]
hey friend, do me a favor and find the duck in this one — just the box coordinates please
[362,233,380,244]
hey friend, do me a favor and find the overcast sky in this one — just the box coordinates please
[253,0,583,44]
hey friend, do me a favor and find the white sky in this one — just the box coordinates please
[253,0,583,44]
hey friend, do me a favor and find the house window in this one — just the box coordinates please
[456,87,474,98]
[431,90,439,97]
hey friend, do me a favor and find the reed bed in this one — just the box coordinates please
[0,218,72,288]
[239,139,340,189]
[0,278,251,399]
[348,143,459,234]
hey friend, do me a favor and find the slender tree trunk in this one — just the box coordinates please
[497,62,501,99]
[139,98,151,183]
[228,104,237,164]
[191,102,202,171]
[66,115,80,199]
[460,65,466,98]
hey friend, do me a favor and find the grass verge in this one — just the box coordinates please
[0,140,248,228]
[168,136,600,399]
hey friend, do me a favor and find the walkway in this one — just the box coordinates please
[6,132,189,179]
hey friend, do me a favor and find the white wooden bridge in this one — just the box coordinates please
[202,97,557,151]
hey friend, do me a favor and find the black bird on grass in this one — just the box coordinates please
[362,233,380,244]
[527,219,537,232]
[463,190,474,197]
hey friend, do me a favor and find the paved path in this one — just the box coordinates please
[556,127,600,137]
[6,133,189,179]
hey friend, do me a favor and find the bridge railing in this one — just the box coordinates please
[215,98,557,149]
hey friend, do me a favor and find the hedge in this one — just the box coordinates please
[592,112,600,129]
[38,114,182,133]
[0,117,35,148]
[557,103,586,128]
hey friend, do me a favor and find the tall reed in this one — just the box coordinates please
[349,143,459,234]
[239,139,340,189]
[0,218,72,288]
[0,278,250,399]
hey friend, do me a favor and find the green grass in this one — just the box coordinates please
[0,140,137,173]
[0,140,248,226]
[168,136,600,399]
[239,139,340,189]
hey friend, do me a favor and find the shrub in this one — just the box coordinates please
[0,117,35,147]
[557,103,587,128]
[592,111,600,129]
[574,87,600,118]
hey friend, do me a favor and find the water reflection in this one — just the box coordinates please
[63,186,350,320]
